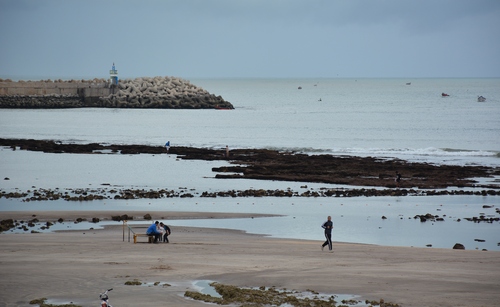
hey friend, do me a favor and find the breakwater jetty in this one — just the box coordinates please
[0,77,233,109]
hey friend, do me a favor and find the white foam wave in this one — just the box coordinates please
[257,146,498,158]
[253,146,500,167]
[336,147,498,157]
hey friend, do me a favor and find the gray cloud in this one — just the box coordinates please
[1,0,499,79]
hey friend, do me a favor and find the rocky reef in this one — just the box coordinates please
[1,138,499,191]
[0,77,233,109]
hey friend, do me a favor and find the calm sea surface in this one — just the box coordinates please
[1,78,499,250]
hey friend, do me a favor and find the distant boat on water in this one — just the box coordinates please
[441,93,450,97]
[477,96,486,102]
[406,82,411,85]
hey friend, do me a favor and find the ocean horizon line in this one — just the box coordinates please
[2,75,500,82]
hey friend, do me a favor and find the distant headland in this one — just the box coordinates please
[0,76,234,109]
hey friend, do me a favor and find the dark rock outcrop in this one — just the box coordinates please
[1,138,500,191]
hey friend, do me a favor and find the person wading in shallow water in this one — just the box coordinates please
[321,215,334,252]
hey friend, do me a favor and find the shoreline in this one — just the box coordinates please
[0,210,277,222]
[0,210,280,235]
[0,210,499,307]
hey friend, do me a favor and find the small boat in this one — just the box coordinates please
[406,82,411,85]
[477,96,486,102]
[298,86,302,89]
[441,93,449,97]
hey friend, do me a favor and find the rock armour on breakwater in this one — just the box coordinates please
[0,77,233,109]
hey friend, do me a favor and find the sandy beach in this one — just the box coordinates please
[1,211,499,307]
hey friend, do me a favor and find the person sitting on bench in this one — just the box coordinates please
[146,221,162,243]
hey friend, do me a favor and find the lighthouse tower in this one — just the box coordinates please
[109,63,118,86]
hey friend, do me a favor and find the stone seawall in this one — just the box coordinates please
[0,77,233,109]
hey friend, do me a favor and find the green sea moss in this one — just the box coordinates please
[29,298,82,307]
[184,283,401,307]
[124,279,142,285]
[184,291,223,304]
[185,283,338,306]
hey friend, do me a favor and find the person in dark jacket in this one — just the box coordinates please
[395,171,402,187]
[160,222,171,243]
[321,216,334,252]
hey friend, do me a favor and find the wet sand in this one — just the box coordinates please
[1,211,499,307]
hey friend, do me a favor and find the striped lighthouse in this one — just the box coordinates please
[109,63,118,86]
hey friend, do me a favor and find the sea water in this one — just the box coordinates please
[1,78,499,250]
[1,78,499,165]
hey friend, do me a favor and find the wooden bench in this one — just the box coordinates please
[133,233,154,244]
[122,221,157,244]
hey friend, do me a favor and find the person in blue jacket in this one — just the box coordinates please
[321,216,334,252]
[146,221,161,243]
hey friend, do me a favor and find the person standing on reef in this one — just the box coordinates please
[395,171,402,187]
[165,141,170,154]
[225,145,229,158]
[321,216,334,252]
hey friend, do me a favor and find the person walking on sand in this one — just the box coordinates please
[321,216,334,252]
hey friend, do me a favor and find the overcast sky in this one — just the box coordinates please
[1,0,499,79]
